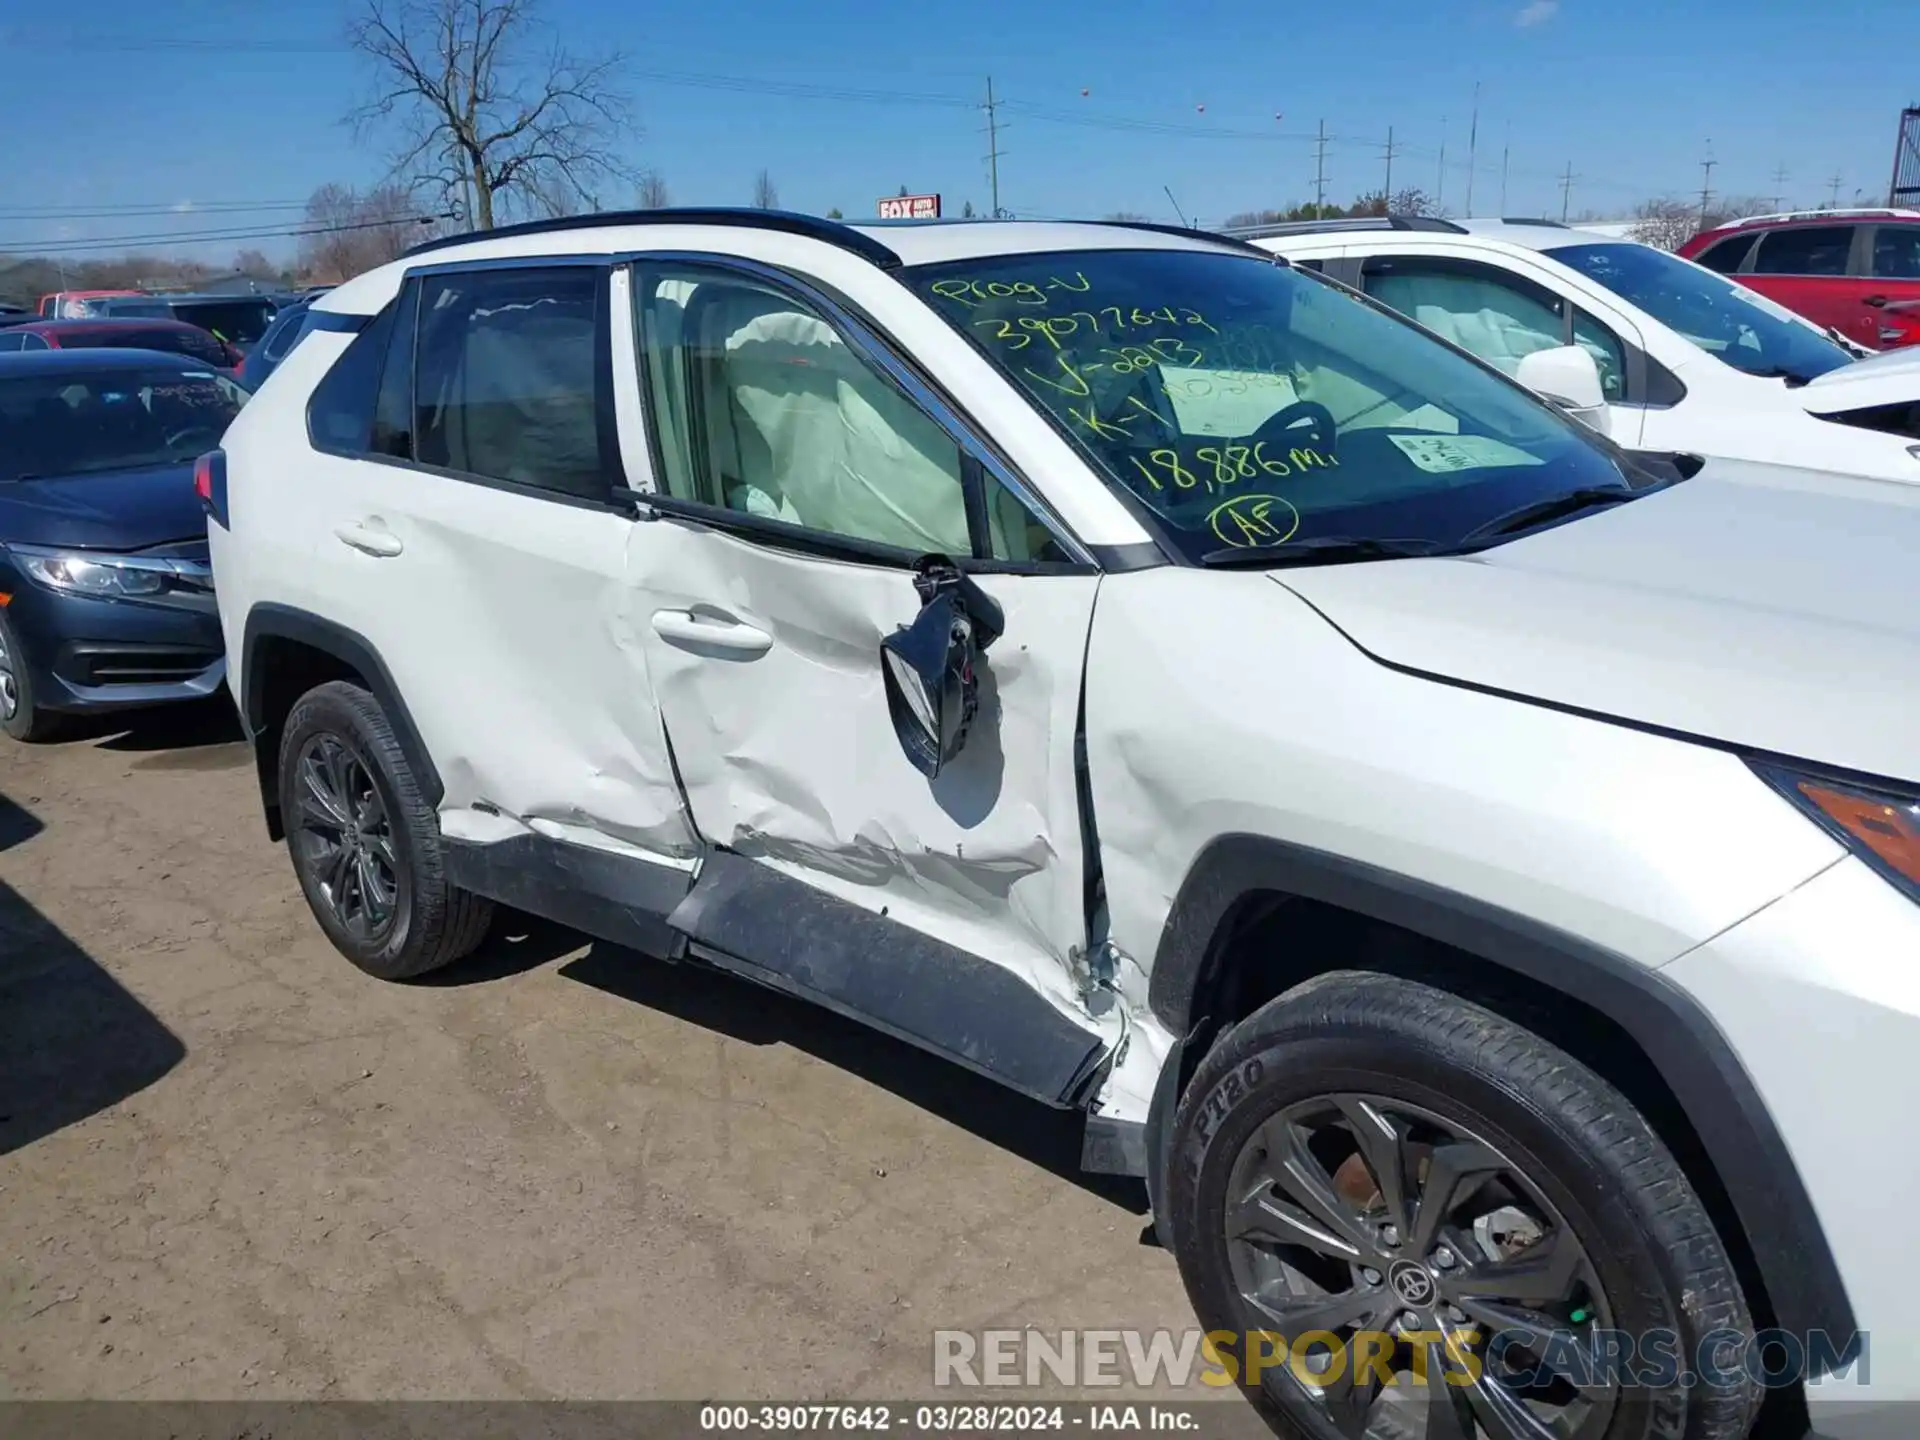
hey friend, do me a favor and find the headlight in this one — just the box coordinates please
[1754,763,1920,901]
[11,547,172,600]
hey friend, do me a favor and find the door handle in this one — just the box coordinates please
[334,522,403,558]
[650,608,772,657]
[1863,295,1889,308]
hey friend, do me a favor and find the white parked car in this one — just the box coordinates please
[211,208,1916,1439]
[1240,217,1920,483]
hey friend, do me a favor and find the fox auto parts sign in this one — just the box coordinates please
[878,193,941,219]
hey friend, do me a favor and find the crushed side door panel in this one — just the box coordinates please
[624,520,1100,1023]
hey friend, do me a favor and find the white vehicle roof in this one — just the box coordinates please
[314,214,1247,316]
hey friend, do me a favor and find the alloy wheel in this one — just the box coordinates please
[1224,1094,1614,1440]
[292,732,398,942]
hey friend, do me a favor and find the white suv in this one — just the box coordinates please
[210,209,1917,1439]
[1240,217,1920,485]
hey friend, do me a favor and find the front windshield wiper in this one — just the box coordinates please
[1199,536,1445,568]
[1456,485,1639,546]
[1742,365,1812,388]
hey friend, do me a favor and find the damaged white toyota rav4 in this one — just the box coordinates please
[209,210,1916,1439]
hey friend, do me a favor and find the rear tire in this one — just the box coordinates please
[278,680,492,979]
[1165,971,1761,1440]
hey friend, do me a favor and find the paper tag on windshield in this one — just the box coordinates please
[1160,367,1299,437]
[1389,434,1545,474]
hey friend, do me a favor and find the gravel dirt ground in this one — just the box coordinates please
[0,702,1204,1403]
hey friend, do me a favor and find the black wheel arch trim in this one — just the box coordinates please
[1142,832,1856,1349]
[240,603,443,839]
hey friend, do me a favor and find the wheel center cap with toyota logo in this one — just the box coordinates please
[1388,1260,1437,1307]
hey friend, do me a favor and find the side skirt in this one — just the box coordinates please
[442,837,1108,1111]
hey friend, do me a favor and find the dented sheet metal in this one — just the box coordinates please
[311,468,698,862]
[622,520,1099,1014]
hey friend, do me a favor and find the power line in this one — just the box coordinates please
[2,213,446,256]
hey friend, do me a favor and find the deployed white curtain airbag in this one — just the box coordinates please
[702,297,970,555]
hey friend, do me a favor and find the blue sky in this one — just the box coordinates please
[4,0,1916,262]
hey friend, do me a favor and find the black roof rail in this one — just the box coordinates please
[1498,216,1569,227]
[1090,219,1287,260]
[1216,215,1468,241]
[401,207,904,269]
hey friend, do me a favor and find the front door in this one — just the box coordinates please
[619,257,1100,993]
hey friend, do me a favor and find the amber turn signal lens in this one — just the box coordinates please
[1798,781,1920,887]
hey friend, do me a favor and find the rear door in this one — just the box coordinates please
[1862,223,1920,348]
[281,261,698,867]
[1742,222,1871,343]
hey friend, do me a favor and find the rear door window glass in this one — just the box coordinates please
[1751,226,1853,276]
[412,266,611,501]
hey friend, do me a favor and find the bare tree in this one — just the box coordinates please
[297,182,434,282]
[961,200,975,219]
[1104,211,1152,222]
[233,248,277,280]
[1628,194,1771,251]
[753,169,779,210]
[636,169,670,208]
[347,0,637,231]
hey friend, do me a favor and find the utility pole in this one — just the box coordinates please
[1697,146,1717,228]
[1827,171,1844,209]
[1558,161,1575,222]
[1382,125,1395,206]
[1500,122,1511,215]
[1436,116,1447,213]
[1464,82,1481,216]
[1313,119,1328,213]
[1768,163,1789,213]
[982,77,1008,219]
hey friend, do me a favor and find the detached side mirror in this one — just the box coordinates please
[1516,345,1610,436]
[879,556,1004,780]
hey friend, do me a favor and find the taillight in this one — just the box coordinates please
[195,450,229,528]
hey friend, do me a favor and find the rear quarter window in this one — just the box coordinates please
[306,308,396,454]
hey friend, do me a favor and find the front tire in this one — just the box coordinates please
[0,610,66,742]
[278,680,492,979]
[1165,971,1760,1440]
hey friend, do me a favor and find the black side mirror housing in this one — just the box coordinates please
[879,556,1004,780]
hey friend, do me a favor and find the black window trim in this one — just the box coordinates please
[306,256,633,513]
[621,250,1100,575]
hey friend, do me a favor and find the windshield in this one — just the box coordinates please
[907,248,1637,562]
[169,300,273,346]
[1544,241,1852,383]
[54,325,229,368]
[0,369,244,480]
[91,298,178,321]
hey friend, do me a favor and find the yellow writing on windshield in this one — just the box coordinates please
[1116,440,1335,491]
[1208,494,1301,548]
